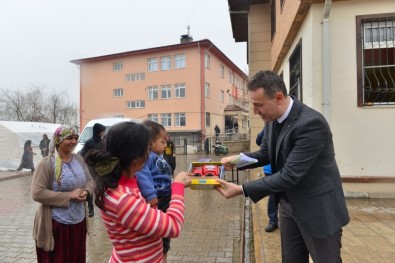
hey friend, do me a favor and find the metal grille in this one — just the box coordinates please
[362,16,395,105]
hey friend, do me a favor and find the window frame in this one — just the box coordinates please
[113,62,123,72]
[175,113,186,127]
[148,57,158,72]
[161,56,171,71]
[161,84,172,99]
[148,113,159,123]
[161,113,172,127]
[356,13,395,106]
[147,86,159,100]
[126,100,145,109]
[113,88,123,97]
[174,54,186,69]
[175,83,186,98]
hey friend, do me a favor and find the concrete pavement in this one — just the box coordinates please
[1,157,395,262]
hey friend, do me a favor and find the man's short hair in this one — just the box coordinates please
[248,70,288,98]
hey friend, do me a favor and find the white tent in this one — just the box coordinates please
[0,121,61,171]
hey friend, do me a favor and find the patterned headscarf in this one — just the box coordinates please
[52,126,78,184]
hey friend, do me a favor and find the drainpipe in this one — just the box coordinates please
[322,0,332,122]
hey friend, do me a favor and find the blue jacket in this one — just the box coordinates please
[135,152,172,201]
[256,129,272,175]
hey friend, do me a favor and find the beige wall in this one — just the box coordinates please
[248,4,272,152]
[275,0,395,177]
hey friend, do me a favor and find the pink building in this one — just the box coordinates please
[71,36,249,152]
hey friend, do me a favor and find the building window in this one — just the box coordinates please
[148,86,158,100]
[205,82,210,98]
[126,100,145,108]
[289,40,302,101]
[125,73,145,82]
[161,85,171,99]
[175,113,186,126]
[175,83,186,98]
[205,53,210,69]
[148,58,158,72]
[148,114,159,122]
[220,65,224,78]
[113,88,123,97]
[113,62,123,72]
[161,56,171,71]
[174,54,186,69]
[161,113,172,127]
[220,90,224,103]
[205,112,210,127]
[357,14,395,106]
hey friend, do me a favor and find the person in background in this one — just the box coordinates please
[17,140,36,172]
[234,120,239,133]
[214,124,220,141]
[217,70,349,263]
[163,135,176,176]
[80,122,106,217]
[135,120,175,262]
[32,126,93,263]
[256,129,279,232]
[39,134,51,158]
[84,121,191,263]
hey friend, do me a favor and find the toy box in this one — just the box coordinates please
[188,161,225,190]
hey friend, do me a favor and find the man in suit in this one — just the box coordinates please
[218,70,349,263]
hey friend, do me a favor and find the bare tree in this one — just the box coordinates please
[0,86,79,129]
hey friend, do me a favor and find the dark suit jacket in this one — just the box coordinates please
[242,97,349,238]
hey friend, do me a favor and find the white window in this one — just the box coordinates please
[126,100,145,108]
[125,73,145,82]
[205,82,210,98]
[161,85,171,99]
[161,113,172,127]
[113,88,123,97]
[220,90,224,103]
[174,54,186,69]
[148,58,158,72]
[204,53,210,69]
[161,56,171,71]
[113,62,123,72]
[175,113,186,126]
[205,112,210,127]
[220,64,224,78]
[148,86,158,100]
[148,114,159,122]
[175,83,186,98]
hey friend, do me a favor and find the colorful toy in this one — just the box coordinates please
[188,161,225,190]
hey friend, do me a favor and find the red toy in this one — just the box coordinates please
[192,165,220,177]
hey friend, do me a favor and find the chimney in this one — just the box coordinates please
[180,25,193,43]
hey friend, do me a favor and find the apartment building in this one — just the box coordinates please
[71,37,249,153]
[228,0,394,178]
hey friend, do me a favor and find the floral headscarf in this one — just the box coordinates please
[52,126,78,184]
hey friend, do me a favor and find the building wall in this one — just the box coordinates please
[78,42,249,144]
[248,4,272,152]
[275,0,395,177]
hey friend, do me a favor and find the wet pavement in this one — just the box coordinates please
[0,153,245,263]
[1,154,395,262]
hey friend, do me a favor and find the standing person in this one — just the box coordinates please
[234,120,239,133]
[79,122,106,217]
[17,140,36,172]
[39,134,51,157]
[214,124,220,141]
[163,135,176,176]
[31,126,93,263]
[217,70,349,263]
[135,120,174,262]
[84,121,191,263]
[256,129,279,232]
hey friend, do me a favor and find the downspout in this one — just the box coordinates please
[322,0,332,122]
[198,42,206,141]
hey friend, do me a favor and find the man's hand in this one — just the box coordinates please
[215,179,243,199]
[221,155,238,170]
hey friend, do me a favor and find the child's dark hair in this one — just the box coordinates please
[143,120,166,144]
[84,121,150,210]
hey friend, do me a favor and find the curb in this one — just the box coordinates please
[0,172,32,182]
